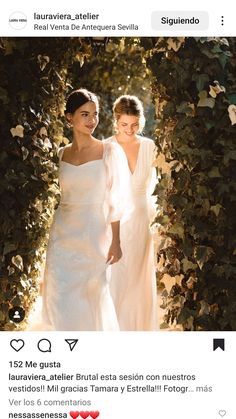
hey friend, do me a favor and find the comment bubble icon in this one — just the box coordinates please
[37,338,51,353]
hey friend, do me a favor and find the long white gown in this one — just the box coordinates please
[105,136,158,331]
[42,141,132,331]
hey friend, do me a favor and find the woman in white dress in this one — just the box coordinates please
[42,89,132,331]
[105,95,158,331]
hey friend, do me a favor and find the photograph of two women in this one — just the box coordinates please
[0,37,236,332]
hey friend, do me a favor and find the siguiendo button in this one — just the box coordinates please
[151,11,209,31]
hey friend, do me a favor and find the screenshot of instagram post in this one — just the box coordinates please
[0,0,236,417]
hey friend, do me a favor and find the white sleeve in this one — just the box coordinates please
[103,141,134,224]
[57,146,65,160]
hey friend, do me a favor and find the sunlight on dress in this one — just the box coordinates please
[105,136,158,331]
[33,142,132,331]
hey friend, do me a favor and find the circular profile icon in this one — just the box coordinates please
[9,11,27,30]
[8,306,25,323]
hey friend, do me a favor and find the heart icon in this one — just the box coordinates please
[79,413,90,419]
[219,411,226,417]
[90,412,100,419]
[10,339,25,352]
[69,412,79,419]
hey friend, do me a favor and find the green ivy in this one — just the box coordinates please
[142,37,236,330]
[0,38,93,330]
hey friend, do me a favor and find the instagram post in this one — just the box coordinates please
[0,1,236,418]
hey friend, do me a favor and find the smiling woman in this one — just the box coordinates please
[104,95,158,331]
[41,88,133,331]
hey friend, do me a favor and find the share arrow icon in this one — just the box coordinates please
[65,339,78,351]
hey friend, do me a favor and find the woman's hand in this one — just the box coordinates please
[106,240,122,264]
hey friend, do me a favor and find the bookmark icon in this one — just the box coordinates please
[213,338,225,351]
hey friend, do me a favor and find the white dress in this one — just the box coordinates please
[105,136,158,331]
[42,141,132,331]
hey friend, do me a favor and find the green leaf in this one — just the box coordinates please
[194,246,214,270]
[227,94,236,105]
[21,146,29,160]
[3,243,18,256]
[0,87,9,104]
[0,311,6,321]
[176,102,195,116]
[192,73,209,92]
[198,300,210,316]
[182,258,198,272]
[197,91,215,108]
[208,167,221,178]
[160,322,170,329]
[210,204,222,217]
[168,223,185,239]
[11,255,24,271]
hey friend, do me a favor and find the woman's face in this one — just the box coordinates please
[116,114,140,139]
[68,101,99,135]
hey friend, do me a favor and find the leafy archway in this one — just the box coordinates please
[0,37,236,331]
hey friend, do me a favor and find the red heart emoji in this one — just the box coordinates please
[70,412,79,419]
[90,412,100,419]
[79,413,90,419]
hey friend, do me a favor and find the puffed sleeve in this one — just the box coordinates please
[103,141,134,224]
[57,146,65,160]
[146,140,158,222]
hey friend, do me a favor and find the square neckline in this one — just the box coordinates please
[60,142,105,168]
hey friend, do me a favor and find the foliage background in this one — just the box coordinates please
[68,38,155,139]
[142,37,236,330]
[0,38,92,329]
[0,37,236,330]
